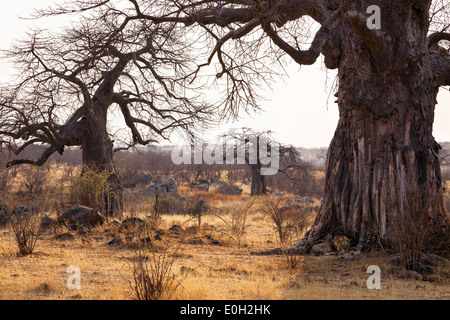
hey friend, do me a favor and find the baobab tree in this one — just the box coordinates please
[0,2,215,216]
[72,0,450,251]
[223,128,308,195]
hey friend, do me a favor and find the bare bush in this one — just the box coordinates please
[393,191,431,271]
[184,195,210,228]
[228,200,253,246]
[262,195,312,268]
[1,197,43,256]
[128,227,183,300]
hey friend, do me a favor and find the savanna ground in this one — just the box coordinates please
[0,164,449,300]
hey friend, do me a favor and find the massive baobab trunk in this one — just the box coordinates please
[82,103,123,217]
[296,1,449,251]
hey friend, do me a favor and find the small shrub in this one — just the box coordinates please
[184,195,210,228]
[262,195,311,269]
[128,227,182,300]
[8,208,42,255]
[228,200,253,246]
[393,191,431,272]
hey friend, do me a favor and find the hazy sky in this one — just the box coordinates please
[1,1,449,149]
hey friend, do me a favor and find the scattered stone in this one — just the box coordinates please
[140,237,152,244]
[343,255,355,261]
[146,176,178,195]
[188,238,204,245]
[169,224,182,232]
[232,185,243,195]
[154,233,162,241]
[40,216,58,230]
[12,206,33,216]
[56,233,75,241]
[107,238,122,247]
[119,217,145,232]
[404,270,422,281]
[191,180,209,191]
[58,205,104,227]
[141,172,154,184]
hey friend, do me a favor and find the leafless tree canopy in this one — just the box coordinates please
[0,1,219,167]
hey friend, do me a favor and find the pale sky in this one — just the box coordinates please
[1,0,449,149]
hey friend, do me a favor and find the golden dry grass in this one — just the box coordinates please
[0,192,449,300]
[0,165,449,300]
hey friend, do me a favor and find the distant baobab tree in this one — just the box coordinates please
[0,2,215,215]
[222,128,308,196]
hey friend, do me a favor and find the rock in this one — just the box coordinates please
[58,205,104,227]
[145,185,158,196]
[191,182,209,191]
[188,238,204,245]
[56,233,75,241]
[232,185,243,195]
[140,237,152,244]
[161,177,178,193]
[12,206,32,215]
[343,255,355,261]
[294,196,315,203]
[141,172,154,184]
[40,216,58,230]
[154,233,162,241]
[405,270,423,281]
[107,238,122,247]
[146,176,178,196]
[119,217,145,232]
[169,224,182,232]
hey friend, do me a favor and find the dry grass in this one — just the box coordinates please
[0,197,448,300]
[0,166,449,300]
